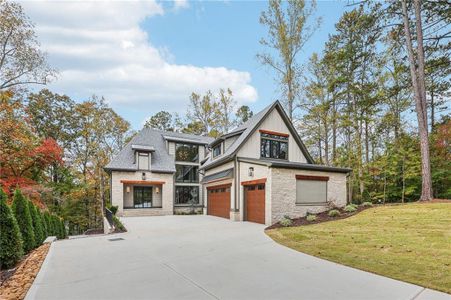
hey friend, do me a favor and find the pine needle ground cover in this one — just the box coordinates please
[266,203,451,293]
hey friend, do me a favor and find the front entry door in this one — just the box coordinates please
[245,184,265,224]
[134,186,152,208]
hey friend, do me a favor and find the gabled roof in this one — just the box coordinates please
[200,101,314,170]
[105,128,214,173]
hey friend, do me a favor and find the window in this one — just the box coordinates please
[175,165,199,183]
[296,180,327,204]
[212,144,221,157]
[133,186,153,208]
[175,186,199,205]
[138,152,149,170]
[175,143,198,162]
[260,133,288,159]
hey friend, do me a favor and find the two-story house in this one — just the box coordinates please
[105,130,214,216]
[106,101,351,224]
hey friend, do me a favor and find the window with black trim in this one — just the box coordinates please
[133,186,153,208]
[213,144,221,157]
[175,165,199,183]
[175,186,199,205]
[260,133,288,159]
[175,143,198,162]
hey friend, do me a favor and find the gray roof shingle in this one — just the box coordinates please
[105,128,214,173]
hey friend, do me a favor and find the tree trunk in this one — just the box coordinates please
[401,155,406,203]
[332,97,337,163]
[401,0,433,201]
[324,117,330,165]
[430,90,435,132]
[365,119,370,164]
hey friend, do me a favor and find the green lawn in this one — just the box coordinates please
[266,203,451,293]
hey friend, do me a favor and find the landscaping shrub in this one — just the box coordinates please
[344,205,357,213]
[279,216,293,227]
[40,210,48,238]
[28,201,45,246]
[60,219,67,239]
[109,205,118,216]
[12,190,35,253]
[362,201,373,207]
[306,215,317,222]
[328,209,341,217]
[52,216,63,239]
[43,212,52,236]
[0,189,24,269]
[348,203,358,209]
[112,216,126,232]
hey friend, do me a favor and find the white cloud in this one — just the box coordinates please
[174,0,189,10]
[20,0,257,112]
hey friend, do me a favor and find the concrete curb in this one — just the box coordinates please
[24,241,55,300]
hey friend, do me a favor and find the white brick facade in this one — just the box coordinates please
[111,171,174,216]
[270,168,347,224]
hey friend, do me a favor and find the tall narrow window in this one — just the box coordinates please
[213,144,221,157]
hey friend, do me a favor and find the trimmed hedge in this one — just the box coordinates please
[0,189,24,269]
[43,211,52,236]
[29,201,45,246]
[12,190,35,253]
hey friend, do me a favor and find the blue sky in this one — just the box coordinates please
[23,1,350,130]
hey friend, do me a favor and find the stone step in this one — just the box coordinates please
[122,209,173,217]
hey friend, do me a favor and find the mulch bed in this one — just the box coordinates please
[0,243,50,300]
[84,228,104,235]
[266,205,372,230]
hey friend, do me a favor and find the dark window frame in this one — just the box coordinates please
[175,143,199,162]
[212,144,222,158]
[132,186,153,208]
[175,165,199,183]
[175,186,200,205]
[260,133,288,160]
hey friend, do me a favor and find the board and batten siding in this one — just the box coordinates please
[237,108,307,163]
[224,135,239,151]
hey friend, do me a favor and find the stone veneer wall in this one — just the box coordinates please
[270,168,347,224]
[111,171,174,216]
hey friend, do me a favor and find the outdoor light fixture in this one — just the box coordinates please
[126,186,131,193]
[155,187,160,194]
[142,172,146,180]
[248,167,254,177]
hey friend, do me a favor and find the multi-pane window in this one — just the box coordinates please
[175,143,199,162]
[260,133,288,159]
[175,165,199,183]
[133,186,152,208]
[175,186,199,205]
[213,144,221,157]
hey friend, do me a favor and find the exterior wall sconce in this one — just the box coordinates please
[142,172,146,180]
[126,186,131,193]
[248,167,254,177]
[155,187,160,194]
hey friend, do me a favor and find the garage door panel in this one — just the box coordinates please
[245,184,265,224]
[207,184,231,219]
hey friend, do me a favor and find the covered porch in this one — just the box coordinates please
[120,180,166,216]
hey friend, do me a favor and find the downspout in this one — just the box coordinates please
[235,156,240,215]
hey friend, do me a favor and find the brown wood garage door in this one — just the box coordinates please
[207,184,231,219]
[245,183,265,224]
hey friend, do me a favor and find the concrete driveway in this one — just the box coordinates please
[27,215,450,300]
